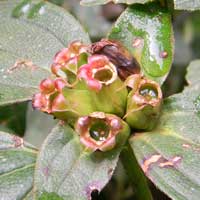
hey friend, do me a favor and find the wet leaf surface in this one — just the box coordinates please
[108,3,174,84]
[130,60,200,200]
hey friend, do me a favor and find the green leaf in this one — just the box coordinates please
[0,102,28,136]
[34,124,129,200]
[0,131,37,200]
[80,0,153,6]
[24,103,57,148]
[0,0,90,106]
[174,0,200,11]
[130,60,200,200]
[108,3,174,85]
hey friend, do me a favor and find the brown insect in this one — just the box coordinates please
[90,39,140,80]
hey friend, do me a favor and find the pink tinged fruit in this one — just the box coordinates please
[78,55,117,92]
[75,112,123,152]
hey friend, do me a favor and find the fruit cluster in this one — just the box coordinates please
[32,40,162,151]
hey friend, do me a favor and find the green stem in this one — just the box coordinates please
[120,142,153,200]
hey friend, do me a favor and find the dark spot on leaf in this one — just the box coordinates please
[91,189,99,199]
[85,182,101,200]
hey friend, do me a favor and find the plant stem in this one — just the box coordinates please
[120,142,153,200]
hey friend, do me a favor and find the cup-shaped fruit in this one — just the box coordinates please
[75,112,130,152]
[51,41,88,86]
[78,55,128,117]
[124,74,162,130]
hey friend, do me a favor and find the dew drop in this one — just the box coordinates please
[191,187,195,191]
[39,6,45,15]
[22,4,30,13]
[89,121,110,141]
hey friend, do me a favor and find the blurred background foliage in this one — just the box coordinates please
[0,0,200,199]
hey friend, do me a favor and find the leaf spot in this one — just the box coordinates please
[142,154,162,174]
[42,166,50,177]
[132,37,144,48]
[182,143,191,148]
[12,135,24,148]
[159,156,182,168]
[7,59,39,74]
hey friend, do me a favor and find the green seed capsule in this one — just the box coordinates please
[124,74,162,131]
[75,112,130,152]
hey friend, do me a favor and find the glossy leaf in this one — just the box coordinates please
[35,124,129,200]
[108,3,174,84]
[80,0,152,6]
[0,0,90,106]
[0,131,37,200]
[174,0,200,11]
[130,60,200,200]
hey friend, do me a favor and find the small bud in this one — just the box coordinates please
[32,93,50,113]
[53,41,87,65]
[124,74,162,130]
[51,41,88,86]
[51,93,68,112]
[75,112,130,152]
[54,78,67,92]
[39,78,55,94]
